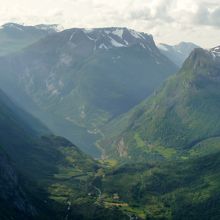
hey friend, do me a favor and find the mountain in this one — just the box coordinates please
[0,23,59,56]
[158,42,200,67]
[90,46,220,219]
[0,27,177,156]
[0,29,219,219]
[100,46,220,161]
[0,89,130,219]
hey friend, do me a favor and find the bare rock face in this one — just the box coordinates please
[117,138,128,157]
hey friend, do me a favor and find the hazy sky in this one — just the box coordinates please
[1,0,220,48]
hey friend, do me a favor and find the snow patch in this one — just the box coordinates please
[99,43,108,49]
[35,24,63,32]
[87,35,95,41]
[109,37,125,47]
[112,29,124,38]
[177,50,183,54]
[140,43,146,49]
[69,31,76,41]
[210,46,220,59]
[84,28,94,33]
[211,51,220,58]
[158,44,169,51]
[129,29,144,39]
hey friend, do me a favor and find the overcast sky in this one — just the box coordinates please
[1,0,220,48]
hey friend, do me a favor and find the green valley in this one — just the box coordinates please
[0,22,219,220]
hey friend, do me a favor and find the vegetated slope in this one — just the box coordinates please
[0,23,59,56]
[0,27,177,156]
[0,89,128,219]
[100,46,220,161]
[92,47,220,220]
[158,41,200,67]
[98,151,220,220]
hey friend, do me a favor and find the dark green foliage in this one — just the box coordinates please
[93,47,220,219]
[100,152,220,220]
[102,48,220,161]
[0,89,128,219]
[0,27,220,220]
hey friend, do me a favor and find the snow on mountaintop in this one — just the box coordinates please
[112,29,124,38]
[210,46,220,58]
[1,23,62,33]
[35,24,63,32]
[0,24,156,52]
[67,27,156,51]
[157,44,169,51]
[2,23,25,31]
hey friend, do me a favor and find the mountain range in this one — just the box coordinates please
[100,46,220,162]
[0,26,177,156]
[0,23,220,219]
[0,23,60,56]
[0,87,130,219]
[94,45,220,219]
[158,42,200,66]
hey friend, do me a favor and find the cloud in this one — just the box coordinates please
[0,0,219,47]
[193,5,220,27]
[129,0,174,23]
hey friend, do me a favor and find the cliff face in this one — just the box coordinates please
[0,149,36,220]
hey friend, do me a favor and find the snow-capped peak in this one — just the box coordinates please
[112,29,124,38]
[2,23,25,31]
[35,24,63,32]
[1,23,63,33]
[67,27,156,51]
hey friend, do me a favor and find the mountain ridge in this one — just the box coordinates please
[0,26,177,155]
[99,46,220,161]
[158,41,200,66]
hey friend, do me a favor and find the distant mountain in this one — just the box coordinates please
[100,46,220,161]
[0,23,59,56]
[158,42,200,67]
[0,27,177,156]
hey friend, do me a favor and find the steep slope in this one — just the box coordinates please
[101,46,220,161]
[0,89,129,219]
[0,148,36,220]
[0,23,59,56]
[0,27,177,155]
[158,42,200,67]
